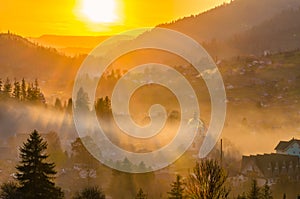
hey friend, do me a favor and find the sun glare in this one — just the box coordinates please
[82,0,118,23]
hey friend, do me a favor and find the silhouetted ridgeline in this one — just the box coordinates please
[0,33,83,100]
[157,0,300,58]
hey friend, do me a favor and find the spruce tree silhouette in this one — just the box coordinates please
[16,130,64,199]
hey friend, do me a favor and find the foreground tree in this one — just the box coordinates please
[73,186,105,199]
[16,130,64,199]
[0,182,19,199]
[261,182,273,199]
[168,175,185,199]
[247,179,260,199]
[185,159,229,199]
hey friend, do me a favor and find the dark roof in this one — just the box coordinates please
[274,138,300,151]
[241,153,300,178]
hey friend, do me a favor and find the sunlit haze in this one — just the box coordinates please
[0,0,229,36]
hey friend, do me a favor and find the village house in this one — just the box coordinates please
[275,138,300,158]
[240,138,300,185]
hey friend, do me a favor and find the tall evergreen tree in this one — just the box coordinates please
[3,77,12,97]
[16,130,64,199]
[247,179,260,199]
[95,98,104,116]
[12,80,21,99]
[95,96,112,118]
[168,175,185,199]
[135,188,147,199]
[26,83,33,101]
[103,96,111,114]
[32,78,40,101]
[21,78,26,101]
[261,182,273,199]
[0,182,20,199]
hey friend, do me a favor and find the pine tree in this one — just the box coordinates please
[261,182,272,199]
[21,78,26,101]
[3,77,12,97]
[32,78,40,101]
[95,97,104,116]
[247,179,260,199]
[103,96,111,115]
[26,83,33,101]
[12,80,21,100]
[95,96,111,118]
[21,78,27,101]
[0,182,20,199]
[135,188,147,199]
[168,175,185,199]
[16,130,64,199]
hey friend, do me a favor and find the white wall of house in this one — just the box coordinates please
[285,142,300,158]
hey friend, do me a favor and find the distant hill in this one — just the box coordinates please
[28,35,112,56]
[228,8,300,54]
[0,33,83,100]
[155,0,300,58]
[159,0,300,42]
[201,7,300,58]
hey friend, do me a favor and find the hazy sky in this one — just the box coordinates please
[0,0,229,36]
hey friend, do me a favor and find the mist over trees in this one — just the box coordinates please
[0,77,45,104]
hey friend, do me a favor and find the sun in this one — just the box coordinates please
[82,0,118,23]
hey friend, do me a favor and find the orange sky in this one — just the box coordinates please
[0,0,229,36]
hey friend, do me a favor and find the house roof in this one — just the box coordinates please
[274,138,300,151]
[241,153,300,178]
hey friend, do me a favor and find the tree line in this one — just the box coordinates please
[0,77,45,104]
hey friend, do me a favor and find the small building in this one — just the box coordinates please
[241,153,300,184]
[275,138,300,158]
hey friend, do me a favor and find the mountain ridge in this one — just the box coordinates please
[158,0,300,42]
